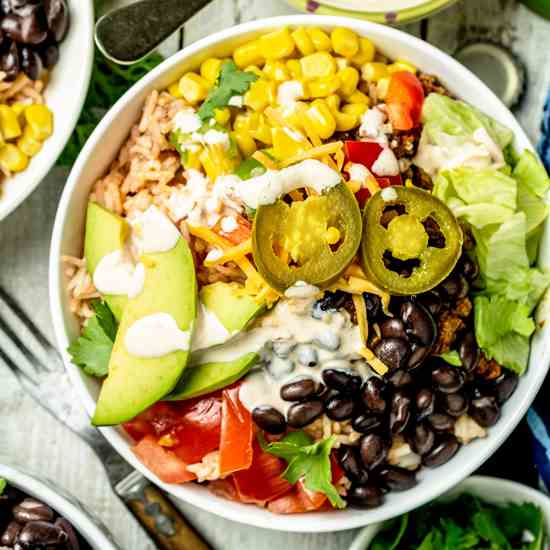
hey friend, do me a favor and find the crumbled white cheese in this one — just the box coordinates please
[186,451,221,483]
[173,108,202,134]
[284,281,321,299]
[347,162,370,185]
[381,186,398,201]
[220,215,238,233]
[372,148,399,177]
[228,95,244,108]
[277,80,304,105]
[359,107,387,139]
[454,414,487,444]
[197,129,231,150]
[205,247,224,263]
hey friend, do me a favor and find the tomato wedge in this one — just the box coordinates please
[386,71,425,131]
[232,441,292,504]
[133,435,195,484]
[219,386,253,476]
[209,478,240,502]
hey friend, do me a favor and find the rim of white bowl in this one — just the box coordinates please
[0,462,120,549]
[0,0,95,221]
[49,14,550,532]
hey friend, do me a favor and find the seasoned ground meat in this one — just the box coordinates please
[390,127,422,159]
[475,353,502,380]
[455,297,473,319]
[418,73,452,97]
[402,165,433,190]
[333,129,360,143]
[344,294,358,325]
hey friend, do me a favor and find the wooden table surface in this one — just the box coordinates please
[1,0,549,548]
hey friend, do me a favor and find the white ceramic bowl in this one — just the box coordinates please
[0,461,120,549]
[49,15,550,533]
[0,0,94,221]
[350,476,550,549]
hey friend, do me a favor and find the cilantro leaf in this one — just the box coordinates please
[67,300,118,377]
[197,60,257,121]
[438,350,463,366]
[261,432,346,509]
[473,509,512,549]
[0,478,6,496]
[371,514,409,550]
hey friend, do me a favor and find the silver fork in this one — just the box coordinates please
[0,286,211,550]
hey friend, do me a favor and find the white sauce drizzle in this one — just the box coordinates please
[124,313,191,358]
[130,206,180,255]
[191,302,231,351]
[93,250,145,298]
[372,148,399,177]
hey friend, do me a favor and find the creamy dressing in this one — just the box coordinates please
[236,159,341,209]
[93,250,145,298]
[124,313,191,358]
[130,206,180,255]
[192,129,231,150]
[372,148,399,177]
[191,302,231,351]
[220,215,238,233]
[359,107,391,144]
[381,187,398,201]
[284,281,321,299]
[173,109,202,134]
[348,162,370,186]
[228,95,244,108]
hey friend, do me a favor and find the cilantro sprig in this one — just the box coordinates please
[260,431,346,509]
[197,60,257,121]
[67,300,118,378]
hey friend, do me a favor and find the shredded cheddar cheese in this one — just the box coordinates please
[280,141,343,168]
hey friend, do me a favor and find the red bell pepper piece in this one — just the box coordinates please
[344,141,402,186]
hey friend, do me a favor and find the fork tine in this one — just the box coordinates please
[0,345,38,387]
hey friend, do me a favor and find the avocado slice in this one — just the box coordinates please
[84,202,129,321]
[166,352,258,401]
[200,282,264,333]
[92,238,197,426]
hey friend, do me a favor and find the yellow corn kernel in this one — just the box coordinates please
[179,73,209,104]
[168,81,182,98]
[244,79,277,112]
[325,226,341,245]
[263,60,290,82]
[362,62,389,82]
[351,37,376,65]
[338,66,359,97]
[158,434,177,447]
[0,105,21,140]
[233,40,264,68]
[300,52,336,80]
[271,126,310,160]
[307,75,341,98]
[291,27,315,56]
[24,104,53,141]
[251,114,273,145]
[325,94,341,115]
[11,103,25,117]
[260,28,295,60]
[346,179,361,194]
[335,111,357,132]
[304,99,336,140]
[233,111,260,133]
[184,145,204,171]
[281,101,308,132]
[377,77,391,100]
[347,89,370,105]
[335,57,350,71]
[342,102,368,119]
[388,59,417,74]
[331,27,359,58]
[200,57,223,83]
[244,65,264,78]
[214,107,231,126]
[17,125,42,157]
[286,59,302,80]
[232,130,257,157]
[306,27,332,52]
[0,143,28,172]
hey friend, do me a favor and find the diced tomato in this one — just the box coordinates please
[219,386,253,476]
[220,215,252,245]
[209,478,240,502]
[133,435,196,484]
[385,71,425,131]
[171,396,223,464]
[232,441,292,504]
[344,141,402,186]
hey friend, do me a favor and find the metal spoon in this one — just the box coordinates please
[95,0,213,65]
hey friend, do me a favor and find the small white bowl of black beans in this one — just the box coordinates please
[0,462,120,550]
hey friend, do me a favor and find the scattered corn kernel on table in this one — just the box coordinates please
[0,0,548,548]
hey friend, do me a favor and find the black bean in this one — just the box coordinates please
[458,331,479,372]
[493,373,519,404]
[280,378,317,402]
[20,45,42,79]
[252,406,286,434]
[363,292,382,320]
[13,498,54,523]
[415,388,435,421]
[352,413,382,434]
[0,40,19,80]
[361,377,387,414]
[373,338,410,370]
[417,291,442,316]
[337,446,369,484]
[422,434,460,468]
[314,291,346,313]
[432,366,464,394]
[390,390,411,434]
[401,301,437,347]
[427,413,455,432]
[55,518,80,550]
[1,11,47,45]
[379,466,417,491]
[325,395,355,421]
[360,433,387,470]
[469,396,501,427]
[460,255,479,283]
[40,41,58,67]
[347,483,384,508]
[322,369,362,394]
[439,274,469,301]
[319,386,340,402]
[380,318,407,340]
[18,520,67,546]
[407,344,431,369]
[44,0,69,42]
[286,399,324,428]
[409,423,435,455]
[1,521,21,545]
[388,368,413,388]
[442,392,469,417]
